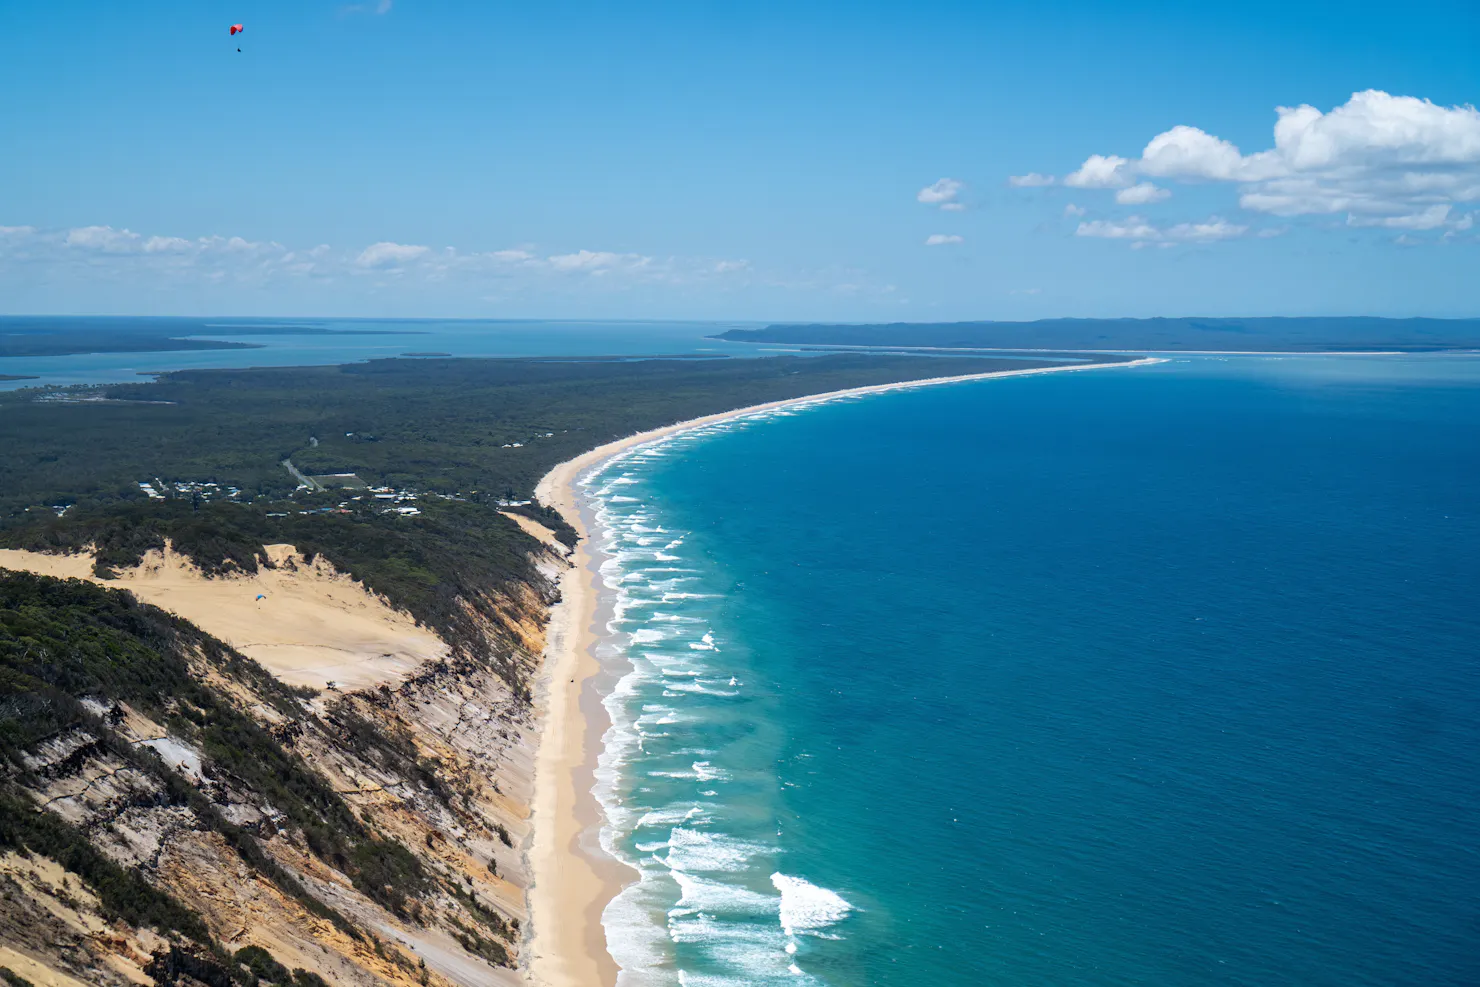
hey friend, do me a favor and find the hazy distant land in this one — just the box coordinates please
[713,317,1480,352]
[0,316,419,358]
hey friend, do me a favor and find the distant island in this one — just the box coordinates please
[712,317,1480,352]
[0,316,420,358]
[401,351,454,357]
[0,374,39,381]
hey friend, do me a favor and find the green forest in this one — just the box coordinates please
[0,353,1079,658]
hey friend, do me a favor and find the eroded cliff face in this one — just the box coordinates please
[0,537,570,987]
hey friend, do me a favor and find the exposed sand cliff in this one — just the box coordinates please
[0,545,447,691]
[0,532,569,986]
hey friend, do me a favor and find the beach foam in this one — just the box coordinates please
[578,405,886,985]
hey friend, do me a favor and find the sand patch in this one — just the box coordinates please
[0,544,447,692]
[500,512,569,556]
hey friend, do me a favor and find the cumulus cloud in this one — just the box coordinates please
[1076,215,1248,246]
[1115,182,1171,205]
[1063,203,1087,218]
[924,234,964,245]
[0,225,35,237]
[356,241,430,267]
[1045,91,1480,237]
[917,178,963,206]
[939,202,966,212]
[1065,155,1132,189]
[1008,173,1056,187]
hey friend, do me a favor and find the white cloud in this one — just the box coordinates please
[1048,91,1480,236]
[1008,173,1056,187]
[1075,217,1159,240]
[0,225,35,237]
[1139,125,1259,182]
[143,235,196,253]
[1115,182,1171,205]
[1065,154,1132,189]
[547,249,650,272]
[917,178,963,205]
[356,241,429,267]
[1,220,818,306]
[1063,203,1087,218]
[1077,215,1249,246]
[1345,204,1451,230]
[939,202,966,212]
[483,248,533,263]
[1166,217,1248,241]
[924,234,964,245]
[66,225,143,252]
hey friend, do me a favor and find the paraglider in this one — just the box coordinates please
[230,23,243,52]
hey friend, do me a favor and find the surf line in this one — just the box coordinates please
[525,356,1162,986]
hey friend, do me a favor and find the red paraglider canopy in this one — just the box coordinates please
[229,24,244,35]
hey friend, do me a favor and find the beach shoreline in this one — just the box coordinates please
[522,356,1160,987]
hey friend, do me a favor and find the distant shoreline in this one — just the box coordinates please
[523,356,1161,987]
[711,317,1480,353]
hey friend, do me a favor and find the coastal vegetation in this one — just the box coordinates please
[0,353,1078,686]
[0,350,1096,982]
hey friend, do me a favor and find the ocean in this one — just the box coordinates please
[0,317,1075,391]
[581,354,1480,987]
[0,319,767,390]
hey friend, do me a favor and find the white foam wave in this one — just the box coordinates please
[663,681,739,697]
[770,874,853,937]
[663,827,765,873]
[636,804,708,829]
[585,412,864,987]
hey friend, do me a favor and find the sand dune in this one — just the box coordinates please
[0,544,447,691]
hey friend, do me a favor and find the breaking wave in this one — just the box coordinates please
[582,417,857,985]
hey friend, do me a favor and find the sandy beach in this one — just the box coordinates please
[523,356,1160,987]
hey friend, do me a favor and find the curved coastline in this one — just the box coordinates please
[523,356,1162,987]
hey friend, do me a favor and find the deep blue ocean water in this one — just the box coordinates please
[584,355,1480,986]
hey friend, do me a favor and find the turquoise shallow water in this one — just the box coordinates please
[0,319,768,390]
[583,355,1480,986]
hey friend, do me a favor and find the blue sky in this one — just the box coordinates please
[2,0,1477,320]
